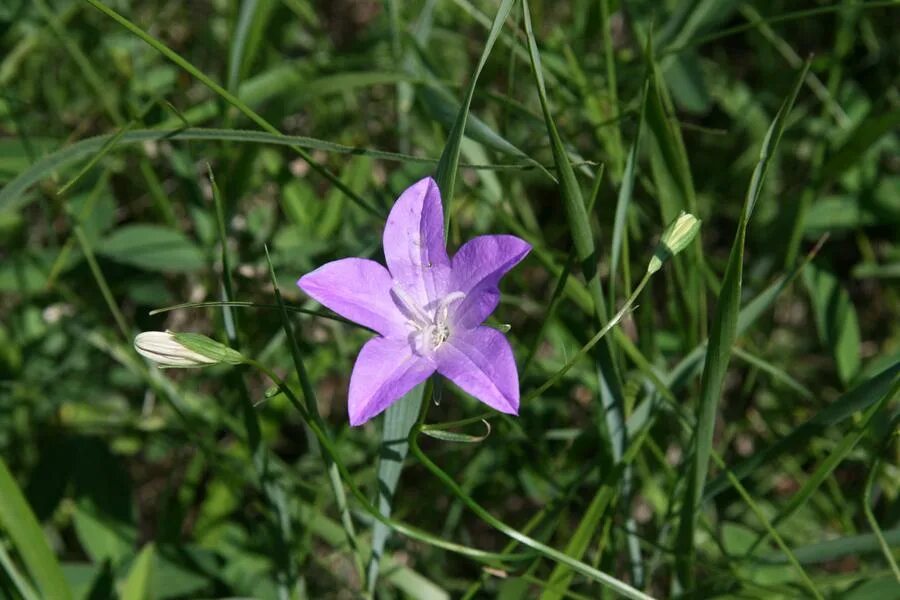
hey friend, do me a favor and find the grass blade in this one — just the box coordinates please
[434,0,515,229]
[367,386,426,593]
[0,127,554,215]
[0,458,73,600]
[704,361,900,500]
[675,59,810,587]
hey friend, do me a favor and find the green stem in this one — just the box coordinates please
[74,225,130,341]
[523,270,653,404]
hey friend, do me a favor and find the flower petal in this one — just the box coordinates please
[436,326,520,415]
[348,337,436,426]
[450,234,531,327]
[298,258,406,337]
[383,177,451,305]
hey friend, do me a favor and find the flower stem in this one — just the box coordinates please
[524,270,653,404]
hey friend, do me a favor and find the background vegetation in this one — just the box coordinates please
[0,0,898,598]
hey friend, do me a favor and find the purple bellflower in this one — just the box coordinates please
[298,177,531,426]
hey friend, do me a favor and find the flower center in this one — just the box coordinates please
[392,287,466,356]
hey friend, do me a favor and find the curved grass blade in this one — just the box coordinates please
[0,127,555,215]
[434,0,515,230]
[0,458,73,600]
[523,1,637,583]
[675,59,810,587]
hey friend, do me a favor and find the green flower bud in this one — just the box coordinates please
[134,331,244,368]
[648,211,701,274]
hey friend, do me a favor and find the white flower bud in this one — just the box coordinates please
[134,331,241,368]
[648,211,701,274]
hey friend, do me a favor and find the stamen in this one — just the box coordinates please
[392,285,430,327]
[435,291,466,325]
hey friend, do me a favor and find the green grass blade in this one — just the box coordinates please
[367,385,426,593]
[434,0,515,229]
[0,458,73,600]
[675,59,810,587]
[704,361,900,500]
[746,379,898,556]
[263,248,366,582]
[0,543,40,600]
[84,0,380,217]
[227,0,273,93]
[609,79,648,302]
[864,430,900,581]
[0,127,552,215]
[763,528,900,565]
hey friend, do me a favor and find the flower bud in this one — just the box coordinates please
[648,211,701,274]
[134,331,244,368]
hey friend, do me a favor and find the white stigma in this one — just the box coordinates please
[392,287,465,355]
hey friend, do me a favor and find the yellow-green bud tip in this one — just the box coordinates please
[648,212,701,274]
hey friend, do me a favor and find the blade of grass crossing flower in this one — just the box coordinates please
[434,0,515,231]
[675,59,810,587]
[262,247,366,582]
[0,458,73,600]
[367,385,426,593]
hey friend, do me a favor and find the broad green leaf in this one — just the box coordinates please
[803,263,862,385]
[120,544,154,600]
[97,224,205,273]
[72,502,136,565]
[0,457,73,600]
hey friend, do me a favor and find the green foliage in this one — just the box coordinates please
[1,0,898,598]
